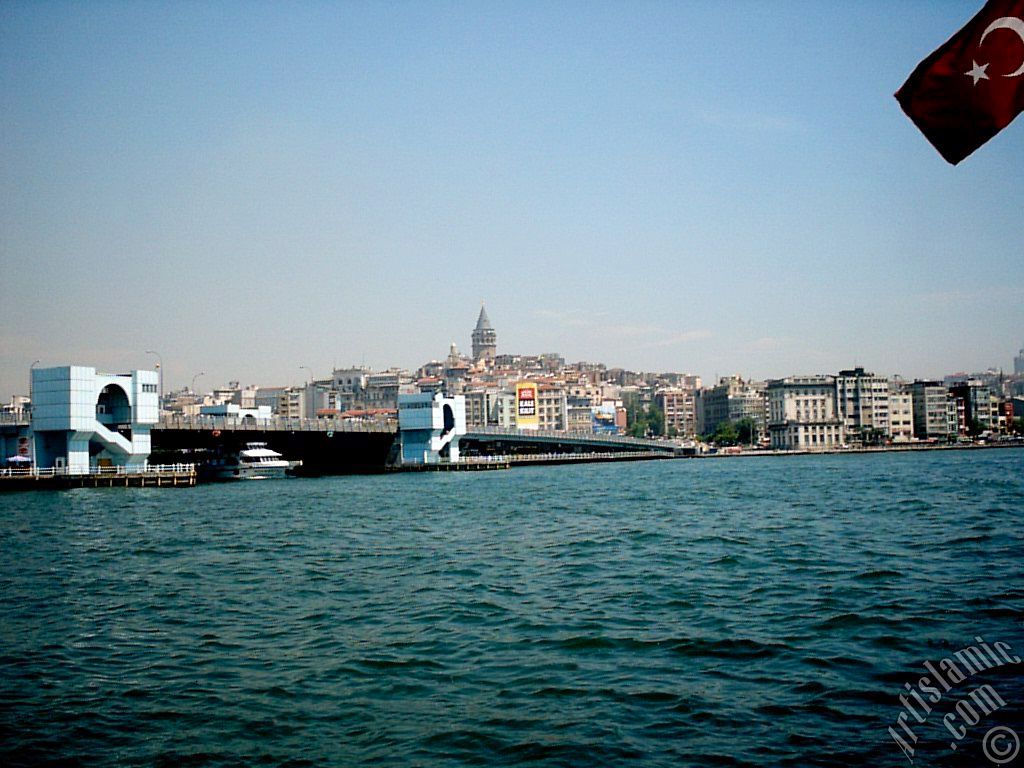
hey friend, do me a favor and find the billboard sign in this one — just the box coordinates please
[515,382,539,430]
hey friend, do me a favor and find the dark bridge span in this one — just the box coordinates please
[151,417,677,475]
[151,417,397,475]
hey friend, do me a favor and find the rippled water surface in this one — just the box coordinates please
[2,450,1022,767]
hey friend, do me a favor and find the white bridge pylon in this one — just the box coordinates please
[396,392,467,465]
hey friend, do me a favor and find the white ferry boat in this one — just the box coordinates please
[208,442,299,480]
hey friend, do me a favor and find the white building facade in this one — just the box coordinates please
[767,376,845,450]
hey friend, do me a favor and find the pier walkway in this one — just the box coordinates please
[0,464,197,491]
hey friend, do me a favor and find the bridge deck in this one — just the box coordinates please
[155,416,397,434]
[154,417,675,452]
[464,426,676,453]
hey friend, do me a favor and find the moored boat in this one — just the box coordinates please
[204,442,299,480]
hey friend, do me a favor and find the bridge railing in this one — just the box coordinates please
[400,450,668,468]
[466,425,675,450]
[156,415,397,433]
[502,450,669,463]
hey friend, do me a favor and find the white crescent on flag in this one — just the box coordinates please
[979,16,1024,76]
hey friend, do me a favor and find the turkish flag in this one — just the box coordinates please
[896,0,1024,164]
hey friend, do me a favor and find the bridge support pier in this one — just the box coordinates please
[396,393,467,466]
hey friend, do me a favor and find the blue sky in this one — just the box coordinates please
[2,1,1022,398]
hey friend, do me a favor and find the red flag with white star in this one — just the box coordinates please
[896,0,1024,164]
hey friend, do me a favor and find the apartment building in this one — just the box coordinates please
[835,368,890,442]
[657,388,697,438]
[910,380,953,440]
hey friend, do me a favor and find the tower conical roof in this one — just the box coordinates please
[475,304,492,331]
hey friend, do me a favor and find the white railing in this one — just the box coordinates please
[0,463,195,478]
[400,450,666,467]
[505,450,668,463]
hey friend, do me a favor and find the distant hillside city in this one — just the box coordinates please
[11,307,1022,451]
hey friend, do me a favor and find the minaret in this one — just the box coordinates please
[471,304,497,364]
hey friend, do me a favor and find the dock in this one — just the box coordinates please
[0,464,197,491]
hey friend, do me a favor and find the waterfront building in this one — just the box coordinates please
[767,376,845,450]
[888,387,914,442]
[998,399,1015,431]
[697,376,768,438]
[834,367,890,443]
[948,380,998,432]
[909,380,953,440]
[471,305,497,364]
[950,393,966,437]
[1011,396,1024,419]
[657,388,698,438]
[30,366,159,472]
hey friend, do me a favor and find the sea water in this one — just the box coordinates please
[1,449,1022,767]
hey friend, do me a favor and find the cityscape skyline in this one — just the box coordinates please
[2,3,1023,400]
[3,303,1022,402]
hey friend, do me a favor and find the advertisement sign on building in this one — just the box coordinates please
[515,382,539,430]
[592,405,619,434]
